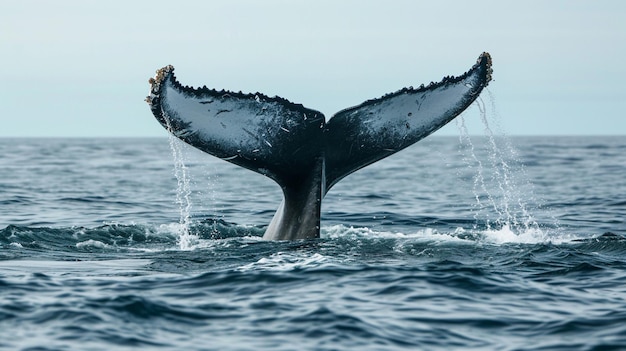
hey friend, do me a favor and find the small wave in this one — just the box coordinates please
[237,252,330,272]
[76,239,110,249]
[0,224,178,254]
[0,259,153,277]
[0,195,35,206]
[473,225,548,244]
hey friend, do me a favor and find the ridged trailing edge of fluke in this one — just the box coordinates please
[146,52,493,240]
[146,52,492,113]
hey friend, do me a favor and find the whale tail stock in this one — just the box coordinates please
[146,53,493,240]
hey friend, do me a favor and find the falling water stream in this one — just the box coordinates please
[164,114,198,249]
[456,93,547,238]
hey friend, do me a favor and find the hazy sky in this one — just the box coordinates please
[2,0,625,137]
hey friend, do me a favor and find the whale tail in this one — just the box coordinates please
[147,53,492,240]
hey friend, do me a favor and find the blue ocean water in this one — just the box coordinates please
[1,133,625,350]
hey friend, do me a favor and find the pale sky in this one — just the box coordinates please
[2,0,625,137]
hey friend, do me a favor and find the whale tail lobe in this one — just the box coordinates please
[146,53,492,240]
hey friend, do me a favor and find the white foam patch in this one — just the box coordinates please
[473,225,587,245]
[76,239,109,249]
[154,223,200,250]
[237,252,330,272]
[322,224,469,243]
[155,223,189,237]
[321,224,583,245]
[477,225,543,244]
[176,235,264,251]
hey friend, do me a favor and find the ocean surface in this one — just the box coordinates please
[1,132,625,350]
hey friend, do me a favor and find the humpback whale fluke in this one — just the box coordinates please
[146,53,493,240]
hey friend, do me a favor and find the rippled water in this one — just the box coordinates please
[1,134,625,350]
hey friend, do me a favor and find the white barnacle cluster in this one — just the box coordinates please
[145,65,174,105]
[478,52,493,83]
